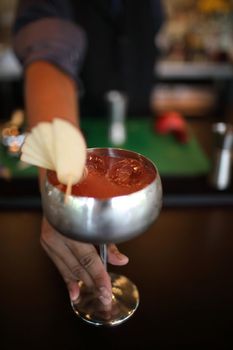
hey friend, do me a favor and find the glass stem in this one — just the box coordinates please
[99,244,107,271]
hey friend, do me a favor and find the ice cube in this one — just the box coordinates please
[86,153,107,175]
[108,158,144,186]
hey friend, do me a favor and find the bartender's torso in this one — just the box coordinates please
[71,0,163,116]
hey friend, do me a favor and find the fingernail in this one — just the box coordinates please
[69,282,79,302]
[116,252,129,262]
[99,287,112,305]
[99,295,112,305]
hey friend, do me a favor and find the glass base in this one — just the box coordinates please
[71,272,139,326]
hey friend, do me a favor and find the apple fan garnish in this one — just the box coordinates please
[21,118,87,202]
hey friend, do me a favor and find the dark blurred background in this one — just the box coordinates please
[1,0,233,122]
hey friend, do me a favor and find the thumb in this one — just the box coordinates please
[107,244,129,266]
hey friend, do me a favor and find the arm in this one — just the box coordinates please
[25,61,79,128]
[13,1,128,304]
[32,62,128,304]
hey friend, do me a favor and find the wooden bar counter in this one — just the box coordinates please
[1,206,233,348]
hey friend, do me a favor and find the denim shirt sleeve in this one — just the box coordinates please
[13,0,87,80]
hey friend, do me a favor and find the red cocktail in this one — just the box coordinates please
[48,151,156,199]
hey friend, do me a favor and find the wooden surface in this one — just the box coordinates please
[1,207,233,348]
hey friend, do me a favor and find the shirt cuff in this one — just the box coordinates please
[13,17,87,80]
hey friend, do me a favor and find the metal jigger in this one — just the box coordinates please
[41,148,162,326]
[209,123,233,190]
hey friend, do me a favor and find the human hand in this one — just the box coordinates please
[40,217,129,305]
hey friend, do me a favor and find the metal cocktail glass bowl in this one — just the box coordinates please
[41,148,162,326]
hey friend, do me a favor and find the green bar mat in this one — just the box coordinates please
[0,118,210,179]
[81,118,210,177]
[0,145,38,179]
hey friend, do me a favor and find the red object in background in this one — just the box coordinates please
[154,111,189,143]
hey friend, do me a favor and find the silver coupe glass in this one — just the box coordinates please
[41,148,162,326]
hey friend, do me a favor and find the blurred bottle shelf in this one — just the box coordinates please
[155,60,233,80]
[151,83,216,117]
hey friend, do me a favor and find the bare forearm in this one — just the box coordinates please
[25,61,79,129]
[25,61,80,189]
